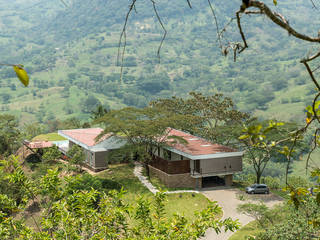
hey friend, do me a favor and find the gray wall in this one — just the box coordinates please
[194,156,242,174]
[94,151,109,168]
[153,147,187,161]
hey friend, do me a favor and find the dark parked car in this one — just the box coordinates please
[246,184,269,194]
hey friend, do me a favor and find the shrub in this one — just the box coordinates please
[65,173,122,194]
[261,176,281,190]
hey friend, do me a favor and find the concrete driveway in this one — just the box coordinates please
[200,187,283,240]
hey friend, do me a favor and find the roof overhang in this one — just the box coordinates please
[58,131,126,152]
[58,130,91,150]
[191,170,242,178]
[165,146,243,160]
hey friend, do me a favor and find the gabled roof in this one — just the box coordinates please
[165,128,243,160]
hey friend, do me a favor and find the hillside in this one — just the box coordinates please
[0,0,318,123]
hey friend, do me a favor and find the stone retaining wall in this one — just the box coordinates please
[149,165,201,189]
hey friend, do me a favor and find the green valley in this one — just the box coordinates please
[0,0,318,124]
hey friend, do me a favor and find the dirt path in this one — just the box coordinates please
[200,187,283,240]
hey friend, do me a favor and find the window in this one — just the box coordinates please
[164,149,171,160]
[195,160,200,173]
[167,151,171,160]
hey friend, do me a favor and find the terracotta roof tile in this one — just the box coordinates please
[166,128,236,156]
[26,141,53,149]
[60,128,110,147]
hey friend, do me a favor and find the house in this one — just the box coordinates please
[58,128,126,171]
[149,129,243,189]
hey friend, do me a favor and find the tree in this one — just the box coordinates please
[239,120,288,184]
[0,156,36,215]
[0,155,239,239]
[237,203,272,228]
[67,144,85,172]
[90,104,109,120]
[151,92,250,145]
[0,114,21,157]
[258,196,320,240]
[21,122,43,140]
[81,95,101,113]
[42,146,61,163]
[96,106,195,177]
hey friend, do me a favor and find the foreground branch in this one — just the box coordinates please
[243,0,320,43]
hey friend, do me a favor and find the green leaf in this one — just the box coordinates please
[306,105,313,114]
[316,192,320,206]
[239,134,249,140]
[273,0,277,5]
[13,65,29,87]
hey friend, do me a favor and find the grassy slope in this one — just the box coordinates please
[229,221,263,240]
[291,149,320,177]
[97,164,211,221]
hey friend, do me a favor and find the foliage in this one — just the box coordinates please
[0,156,239,239]
[67,144,85,172]
[0,0,316,123]
[90,104,109,120]
[0,63,29,87]
[12,65,29,87]
[256,197,320,240]
[0,156,36,214]
[237,203,272,228]
[239,120,290,183]
[42,146,61,163]
[81,95,101,113]
[96,106,195,177]
[151,92,250,145]
[64,173,122,194]
[22,122,43,140]
[0,114,21,157]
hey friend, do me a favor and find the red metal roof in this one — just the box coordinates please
[166,128,236,156]
[59,128,109,147]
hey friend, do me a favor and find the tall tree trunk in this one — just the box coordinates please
[256,171,262,184]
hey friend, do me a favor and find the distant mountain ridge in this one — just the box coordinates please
[0,0,318,123]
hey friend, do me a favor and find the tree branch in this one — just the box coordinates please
[117,0,137,83]
[305,128,319,174]
[236,11,248,53]
[243,1,320,43]
[150,0,167,64]
[207,0,222,49]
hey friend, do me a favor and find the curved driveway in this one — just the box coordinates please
[200,187,283,240]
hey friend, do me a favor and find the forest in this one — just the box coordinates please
[0,0,318,123]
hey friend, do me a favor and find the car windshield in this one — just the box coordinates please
[250,184,257,188]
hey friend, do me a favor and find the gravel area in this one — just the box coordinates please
[200,187,283,240]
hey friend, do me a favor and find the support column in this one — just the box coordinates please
[224,174,233,186]
[195,177,202,189]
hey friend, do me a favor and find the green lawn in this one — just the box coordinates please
[97,164,212,221]
[32,133,66,141]
[229,221,263,240]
